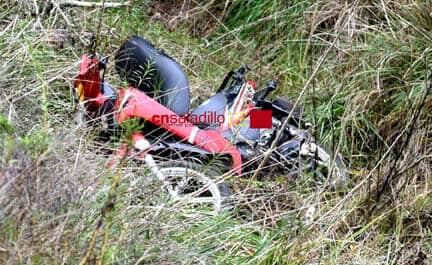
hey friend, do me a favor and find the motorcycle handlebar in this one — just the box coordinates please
[217,65,251,93]
[253,80,278,101]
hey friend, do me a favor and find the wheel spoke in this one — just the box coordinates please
[157,166,225,212]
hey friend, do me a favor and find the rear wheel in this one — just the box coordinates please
[156,161,232,213]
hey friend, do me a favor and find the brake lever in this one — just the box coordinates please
[217,65,251,93]
[99,55,109,93]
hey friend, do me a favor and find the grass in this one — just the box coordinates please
[1,0,432,264]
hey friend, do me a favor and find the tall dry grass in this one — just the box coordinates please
[0,0,431,264]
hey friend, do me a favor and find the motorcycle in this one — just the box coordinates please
[73,36,348,213]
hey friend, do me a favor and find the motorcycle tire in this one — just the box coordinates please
[156,160,232,213]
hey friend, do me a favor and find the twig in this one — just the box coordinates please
[78,144,129,265]
[370,56,431,214]
[251,30,341,181]
[57,0,130,8]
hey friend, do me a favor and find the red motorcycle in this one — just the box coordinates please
[74,36,347,212]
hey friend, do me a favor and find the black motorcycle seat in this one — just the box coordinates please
[115,36,190,115]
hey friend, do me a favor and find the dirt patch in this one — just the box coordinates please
[149,0,228,37]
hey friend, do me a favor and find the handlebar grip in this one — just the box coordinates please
[99,56,108,70]
[217,65,251,93]
[266,80,277,90]
[257,80,278,100]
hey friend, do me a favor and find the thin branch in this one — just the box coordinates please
[57,0,130,8]
[250,28,341,181]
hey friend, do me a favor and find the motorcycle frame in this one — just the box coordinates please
[74,54,243,176]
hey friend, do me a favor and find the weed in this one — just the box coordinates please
[1,0,432,264]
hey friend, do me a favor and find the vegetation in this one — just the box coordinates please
[1,0,431,264]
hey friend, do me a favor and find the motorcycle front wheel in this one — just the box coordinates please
[156,161,232,213]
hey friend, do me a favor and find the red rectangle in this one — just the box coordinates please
[250,109,272,128]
